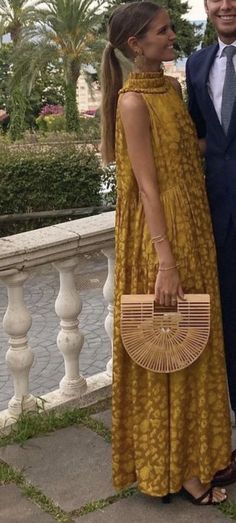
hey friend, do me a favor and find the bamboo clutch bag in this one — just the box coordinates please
[121,294,210,373]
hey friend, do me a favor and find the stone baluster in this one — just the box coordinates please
[0,270,36,417]
[53,257,86,397]
[102,245,115,377]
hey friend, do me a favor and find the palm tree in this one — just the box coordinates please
[0,0,43,139]
[0,0,41,42]
[14,0,106,133]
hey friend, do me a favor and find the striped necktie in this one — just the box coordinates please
[221,45,236,134]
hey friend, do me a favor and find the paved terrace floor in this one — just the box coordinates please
[0,252,111,411]
[0,408,236,522]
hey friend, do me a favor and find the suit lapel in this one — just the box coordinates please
[226,98,236,146]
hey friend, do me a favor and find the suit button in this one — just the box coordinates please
[225,155,231,160]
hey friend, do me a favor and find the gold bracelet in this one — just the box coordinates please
[151,234,167,244]
[158,263,180,272]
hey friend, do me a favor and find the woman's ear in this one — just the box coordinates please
[127,35,141,56]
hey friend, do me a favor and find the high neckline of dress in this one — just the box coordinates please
[130,70,164,79]
[120,69,169,94]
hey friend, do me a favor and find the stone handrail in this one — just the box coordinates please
[0,212,115,431]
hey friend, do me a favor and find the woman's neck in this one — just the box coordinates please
[133,61,162,73]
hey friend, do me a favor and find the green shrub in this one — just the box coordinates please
[77,116,100,142]
[35,114,100,142]
[0,145,103,224]
[47,115,66,132]
[36,114,66,132]
[101,163,116,205]
[35,115,48,132]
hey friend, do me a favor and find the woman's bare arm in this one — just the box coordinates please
[119,92,171,257]
[119,92,184,305]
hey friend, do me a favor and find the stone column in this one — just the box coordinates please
[102,245,115,377]
[53,257,86,397]
[0,270,36,417]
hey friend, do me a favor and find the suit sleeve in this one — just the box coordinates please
[186,58,206,139]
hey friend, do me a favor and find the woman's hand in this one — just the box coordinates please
[155,267,185,306]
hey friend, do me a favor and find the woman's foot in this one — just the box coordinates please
[182,477,227,505]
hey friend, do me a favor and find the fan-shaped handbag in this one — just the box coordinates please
[121,294,210,373]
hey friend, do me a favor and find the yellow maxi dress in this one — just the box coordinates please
[112,71,232,496]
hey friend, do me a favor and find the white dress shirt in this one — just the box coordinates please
[208,38,236,124]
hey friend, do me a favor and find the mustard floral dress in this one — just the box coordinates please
[112,71,232,496]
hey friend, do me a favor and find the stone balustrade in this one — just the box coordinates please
[0,212,115,431]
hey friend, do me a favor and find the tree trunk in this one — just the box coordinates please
[65,80,79,133]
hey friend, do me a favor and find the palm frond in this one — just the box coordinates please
[12,39,58,92]
[0,0,44,41]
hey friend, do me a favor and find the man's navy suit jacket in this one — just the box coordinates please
[186,44,236,245]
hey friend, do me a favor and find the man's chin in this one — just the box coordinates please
[216,27,236,42]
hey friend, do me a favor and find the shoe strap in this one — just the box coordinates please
[196,486,212,504]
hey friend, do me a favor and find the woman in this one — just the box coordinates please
[100,1,231,505]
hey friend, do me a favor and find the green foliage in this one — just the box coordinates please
[36,114,66,132]
[0,408,86,446]
[0,43,12,111]
[35,115,100,140]
[77,115,101,142]
[0,0,42,43]
[202,18,217,48]
[0,1,45,139]
[77,487,137,517]
[102,162,116,205]
[33,62,65,108]
[0,462,23,484]
[0,145,103,216]
[0,399,111,446]
[35,114,48,132]
[1,1,105,136]
[65,81,79,132]
[25,62,65,128]
[12,0,106,134]
[0,44,65,132]
[219,500,236,520]
[9,85,26,140]
[66,113,102,142]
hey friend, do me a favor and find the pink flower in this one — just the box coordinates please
[40,104,64,116]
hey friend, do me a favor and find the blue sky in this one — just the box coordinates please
[186,0,207,21]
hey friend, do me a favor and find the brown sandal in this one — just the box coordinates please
[181,486,228,505]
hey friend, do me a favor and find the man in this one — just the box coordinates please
[186,0,236,486]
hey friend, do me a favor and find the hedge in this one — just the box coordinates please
[0,145,103,235]
[35,114,101,141]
